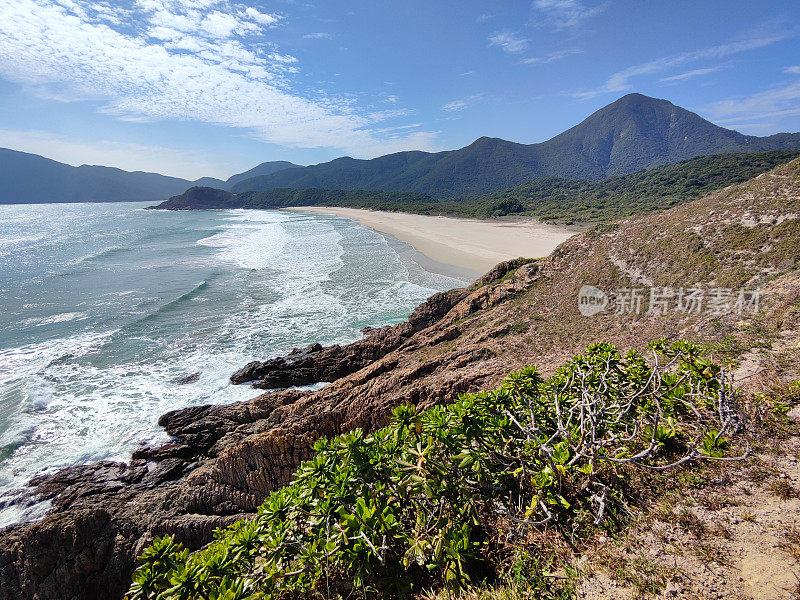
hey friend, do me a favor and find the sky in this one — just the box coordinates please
[0,0,798,180]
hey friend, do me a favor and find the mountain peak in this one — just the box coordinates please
[4,95,800,204]
[225,96,799,197]
[587,92,677,119]
[615,92,669,103]
[224,160,301,188]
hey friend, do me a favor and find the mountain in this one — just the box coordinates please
[193,176,229,188]
[5,93,800,204]
[158,150,800,226]
[231,93,800,197]
[150,186,436,211]
[0,148,222,204]
[223,160,301,188]
[0,150,298,204]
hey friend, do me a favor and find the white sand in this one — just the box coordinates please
[286,207,576,275]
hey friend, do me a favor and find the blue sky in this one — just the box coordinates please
[0,0,798,179]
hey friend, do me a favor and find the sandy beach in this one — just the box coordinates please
[287,207,577,279]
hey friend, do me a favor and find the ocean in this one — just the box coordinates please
[0,201,466,526]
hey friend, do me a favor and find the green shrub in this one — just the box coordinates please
[128,340,746,600]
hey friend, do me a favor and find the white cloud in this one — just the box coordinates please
[0,0,439,158]
[488,32,528,54]
[659,66,722,82]
[532,0,604,29]
[476,13,493,24]
[521,48,581,65]
[571,31,790,99]
[302,32,332,39]
[0,128,233,179]
[706,80,800,124]
[267,52,298,64]
[443,100,467,112]
[442,94,484,112]
[199,10,241,38]
[368,108,412,121]
[244,7,278,27]
[784,65,800,75]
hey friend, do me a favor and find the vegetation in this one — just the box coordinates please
[237,188,437,210]
[127,340,748,600]
[228,94,800,197]
[160,149,800,225]
[471,149,800,224]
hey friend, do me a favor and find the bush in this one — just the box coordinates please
[127,340,747,600]
[477,198,526,218]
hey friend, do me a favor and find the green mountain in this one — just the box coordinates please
[156,150,800,226]
[231,93,800,197]
[5,94,800,204]
[224,160,301,188]
[0,150,299,204]
[152,186,435,211]
[443,149,800,223]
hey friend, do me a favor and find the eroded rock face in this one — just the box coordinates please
[2,160,800,600]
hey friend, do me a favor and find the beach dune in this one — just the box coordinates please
[287,207,577,279]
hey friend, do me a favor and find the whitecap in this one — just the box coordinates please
[197,211,291,270]
[19,312,87,327]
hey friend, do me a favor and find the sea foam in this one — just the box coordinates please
[0,202,456,526]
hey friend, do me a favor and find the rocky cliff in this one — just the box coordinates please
[1,160,800,600]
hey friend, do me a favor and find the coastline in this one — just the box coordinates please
[284,206,577,276]
[379,230,481,286]
[3,160,800,600]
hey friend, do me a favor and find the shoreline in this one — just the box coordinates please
[284,206,577,277]
[379,230,481,286]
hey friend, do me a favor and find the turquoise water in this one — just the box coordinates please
[0,202,465,526]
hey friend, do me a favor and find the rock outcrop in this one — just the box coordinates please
[229,283,484,388]
[1,160,800,600]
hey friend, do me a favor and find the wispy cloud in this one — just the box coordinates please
[476,13,493,24]
[659,66,723,82]
[532,0,605,29]
[785,65,800,75]
[303,32,332,39]
[443,100,467,112]
[488,32,529,54]
[571,30,790,99]
[442,94,485,112]
[707,79,800,124]
[0,0,439,158]
[521,48,581,65]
